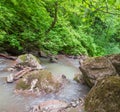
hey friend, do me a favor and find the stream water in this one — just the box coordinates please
[0,57,89,112]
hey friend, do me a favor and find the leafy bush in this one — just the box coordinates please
[0,0,120,56]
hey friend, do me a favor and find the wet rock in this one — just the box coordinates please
[70,100,79,107]
[73,72,85,84]
[49,56,58,63]
[30,98,84,112]
[16,70,62,95]
[85,76,120,112]
[80,56,117,87]
[16,54,42,69]
[107,54,120,75]
[7,67,15,72]
[30,100,68,112]
[39,51,48,58]
[6,73,14,83]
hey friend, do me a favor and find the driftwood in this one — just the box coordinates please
[0,53,17,60]
[7,54,44,83]
[14,67,32,80]
[7,67,37,83]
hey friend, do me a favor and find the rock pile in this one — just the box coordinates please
[6,54,64,96]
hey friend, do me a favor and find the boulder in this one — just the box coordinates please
[80,56,117,87]
[16,70,62,95]
[85,76,120,112]
[16,54,42,69]
[107,54,120,75]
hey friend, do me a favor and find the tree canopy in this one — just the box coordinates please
[0,0,120,56]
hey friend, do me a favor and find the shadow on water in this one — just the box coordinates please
[0,57,90,112]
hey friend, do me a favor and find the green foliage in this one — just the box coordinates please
[0,0,120,56]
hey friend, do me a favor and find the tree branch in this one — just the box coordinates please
[105,0,108,12]
[45,1,58,34]
[83,0,120,15]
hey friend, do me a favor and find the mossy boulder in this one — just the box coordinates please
[16,70,62,94]
[16,54,42,69]
[107,54,120,75]
[85,76,120,112]
[80,56,117,87]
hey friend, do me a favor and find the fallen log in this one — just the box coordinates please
[0,53,17,60]
[7,67,34,83]
[14,67,32,80]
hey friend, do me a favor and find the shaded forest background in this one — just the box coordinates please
[0,0,120,56]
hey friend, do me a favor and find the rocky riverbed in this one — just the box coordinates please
[0,54,89,112]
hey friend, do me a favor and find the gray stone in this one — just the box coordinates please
[7,73,14,83]
[80,56,117,87]
[107,54,120,75]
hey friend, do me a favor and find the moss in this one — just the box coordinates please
[85,76,120,112]
[16,79,30,90]
[17,54,41,63]
[16,70,61,93]
[19,54,27,62]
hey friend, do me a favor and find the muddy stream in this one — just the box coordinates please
[0,56,89,112]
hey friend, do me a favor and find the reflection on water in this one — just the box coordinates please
[0,57,89,111]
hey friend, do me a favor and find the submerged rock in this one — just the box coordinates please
[80,56,117,87]
[85,76,120,112]
[16,70,62,95]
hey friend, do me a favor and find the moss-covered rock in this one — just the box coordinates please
[85,76,120,112]
[16,54,42,69]
[16,70,62,94]
[16,79,30,90]
[80,56,117,87]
